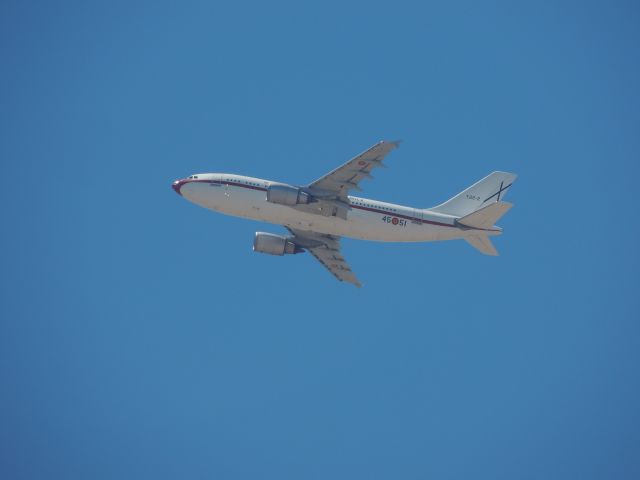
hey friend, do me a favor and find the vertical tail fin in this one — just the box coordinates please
[430,171,517,217]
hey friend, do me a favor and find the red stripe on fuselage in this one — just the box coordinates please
[349,204,455,228]
[179,179,498,232]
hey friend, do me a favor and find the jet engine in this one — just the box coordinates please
[253,232,304,256]
[266,184,311,206]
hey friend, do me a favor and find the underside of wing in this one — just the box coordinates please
[307,246,361,287]
[308,140,400,200]
[286,228,361,287]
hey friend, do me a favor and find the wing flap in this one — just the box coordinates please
[308,247,361,287]
[286,227,361,287]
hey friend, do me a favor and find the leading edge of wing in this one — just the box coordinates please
[307,140,400,196]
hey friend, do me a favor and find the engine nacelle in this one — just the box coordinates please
[266,184,310,206]
[253,232,303,256]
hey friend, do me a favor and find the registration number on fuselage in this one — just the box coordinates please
[382,215,407,227]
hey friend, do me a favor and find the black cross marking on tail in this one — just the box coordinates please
[483,181,512,203]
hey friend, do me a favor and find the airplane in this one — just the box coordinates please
[172,141,517,287]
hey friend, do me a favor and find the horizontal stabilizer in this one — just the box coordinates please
[457,201,513,229]
[465,234,499,256]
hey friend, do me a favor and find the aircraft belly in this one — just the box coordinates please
[198,185,462,243]
[202,185,225,210]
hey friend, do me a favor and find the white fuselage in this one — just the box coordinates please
[174,173,500,242]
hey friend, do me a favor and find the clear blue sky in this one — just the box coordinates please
[1,1,639,478]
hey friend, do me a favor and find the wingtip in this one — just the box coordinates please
[383,139,402,148]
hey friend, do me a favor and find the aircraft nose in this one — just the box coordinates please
[172,179,184,196]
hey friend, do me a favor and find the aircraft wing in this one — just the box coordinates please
[286,227,361,287]
[307,140,400,200]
